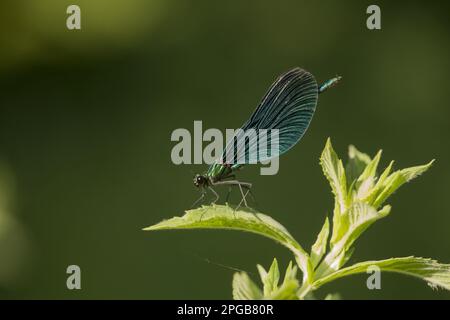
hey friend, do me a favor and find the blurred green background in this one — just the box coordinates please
[0,0,449,299]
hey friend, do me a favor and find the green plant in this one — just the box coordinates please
[144,138,450,299]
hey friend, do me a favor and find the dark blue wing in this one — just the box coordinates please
[219,67,318,165]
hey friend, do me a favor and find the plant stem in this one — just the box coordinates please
[297,283,313,300]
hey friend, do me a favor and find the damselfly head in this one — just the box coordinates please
[193,174,208,188]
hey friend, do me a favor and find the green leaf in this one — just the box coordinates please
[346,145,372,185]
[357,150,381,183]
[232,272,263,300]
[335,203,389,254]
[316,203,391,277]
[377,160,394,186]
[265,261,300,300]
[324,292,342,300]
[321,139,349,250]
[234,260,299,300]
[269,279,299,300]
[320,138,348,216]
[373,160,434,208]
[342,203,391,252]
[355,150,382,200]
[310,217,330,268]
[361,160,394,205]
[283,261,298,284]
[313,257,450,291]
[144,204,313,282]
[257,258,280,296]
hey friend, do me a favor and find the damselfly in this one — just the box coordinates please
[193,67,340,208]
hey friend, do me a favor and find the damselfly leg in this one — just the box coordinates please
[211,180,261,219]
[208,186,219,203]
[225,186,233,203]
[191,191,206,209]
